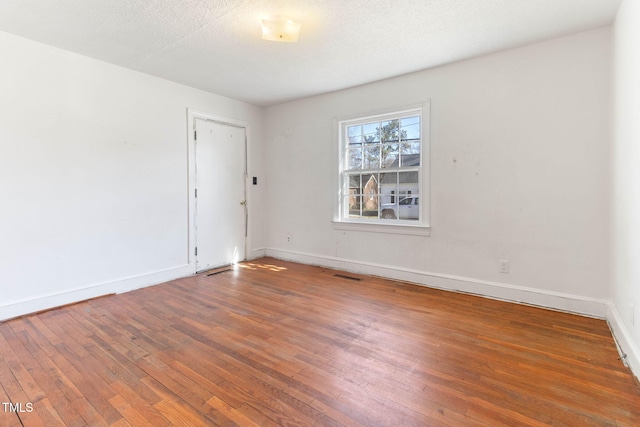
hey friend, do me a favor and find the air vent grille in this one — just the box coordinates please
[207,268,232,276]
[334,274,362,281]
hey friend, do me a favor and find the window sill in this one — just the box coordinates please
[332,220,431,236]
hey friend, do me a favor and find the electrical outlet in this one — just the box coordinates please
[499,259,510,274]
[286,234,292,243]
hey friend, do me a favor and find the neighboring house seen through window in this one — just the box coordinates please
[339,108,425,224]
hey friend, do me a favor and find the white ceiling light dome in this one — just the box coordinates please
[261,16,302,42]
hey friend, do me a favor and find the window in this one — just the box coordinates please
[338,107,427,227]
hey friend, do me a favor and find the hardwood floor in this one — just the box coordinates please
[1,257,639,426]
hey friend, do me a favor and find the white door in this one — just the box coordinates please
[195,119,246,272]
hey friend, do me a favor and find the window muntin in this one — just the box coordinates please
[340,110,422,223]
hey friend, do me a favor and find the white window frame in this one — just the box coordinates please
[333,102,430,236]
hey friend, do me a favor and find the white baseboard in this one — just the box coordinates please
[265,248,609,318]
[607,303,640,381]
[247,247,266,260]
[0,246,268,322]
[0,264,193,321]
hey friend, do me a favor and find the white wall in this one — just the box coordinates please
[0,31,265,320]
[611,0,640,376]
[265,27,611,316]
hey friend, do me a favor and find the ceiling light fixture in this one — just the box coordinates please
[261,17,301,43]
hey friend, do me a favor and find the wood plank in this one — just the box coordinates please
[0,382,23,427]
[108,394,156,427]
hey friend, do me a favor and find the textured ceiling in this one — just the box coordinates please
[0,0,621,106]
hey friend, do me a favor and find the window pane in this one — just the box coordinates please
[346,195,362,218]
[347,174,360,192]
[401,116,420,141]
[362,194,379,218]
[348,125,361,144]
[400,142,420,166]
[379,172,398,204]
[361,173,378,196]
[363,144,380,169]
[380,120,399,142]
[362,122,380,143]
[400,141,420,154]
[399,171,418,186]
[347,147,362,170]
[381,143,398,168]
[398,171,419,220]
[380,183,398,220]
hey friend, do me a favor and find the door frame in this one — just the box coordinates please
[187,109,249,274]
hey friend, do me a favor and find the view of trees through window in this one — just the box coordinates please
[341,112,422,222]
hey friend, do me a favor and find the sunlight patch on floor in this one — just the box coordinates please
[239,262,288,272]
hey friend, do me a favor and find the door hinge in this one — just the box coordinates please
[195,188,198,198]
[195,247,198,256]
[194,130,197,140]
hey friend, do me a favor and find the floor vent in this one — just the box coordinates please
[334,274,362,281]
[207,268,232,276]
